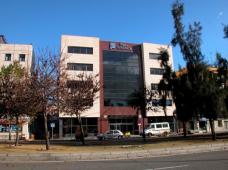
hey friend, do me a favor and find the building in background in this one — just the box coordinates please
[0,35,34,140]
[59,35,175,138]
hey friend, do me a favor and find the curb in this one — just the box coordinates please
[0,143,228,162]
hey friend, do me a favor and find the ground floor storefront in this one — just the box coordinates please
[0,118,29,140]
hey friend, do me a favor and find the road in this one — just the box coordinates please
[1,150,228,170]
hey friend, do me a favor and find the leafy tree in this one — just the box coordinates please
[170,0,227,140]
[60,73,100,144]
[128,88,158,141]
[224,25,228,38]
[0,62,36,145]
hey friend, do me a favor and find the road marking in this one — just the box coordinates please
[145,164,189,170]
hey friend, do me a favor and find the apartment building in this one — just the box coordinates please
[59,35,175,138]
[0,35,34,140]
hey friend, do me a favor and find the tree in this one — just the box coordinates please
[170,0,227,140]
[158,49,194,137]
[60,73,100,144]
[128,88,158,141]
[31,51,67,150]
[0,62,36,146]
[224,25,228,38]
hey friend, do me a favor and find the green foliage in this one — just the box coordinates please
[167,1,228,140]
[224,25,228,38]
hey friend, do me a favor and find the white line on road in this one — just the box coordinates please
[145,164,189,170]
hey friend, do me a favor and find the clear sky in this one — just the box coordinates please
[0,0,227,70]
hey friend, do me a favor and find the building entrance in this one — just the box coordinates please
[108,117,137,134]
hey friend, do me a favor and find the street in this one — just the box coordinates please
[1,150,228,170]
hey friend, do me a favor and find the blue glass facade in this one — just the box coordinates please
[103,50,142,106]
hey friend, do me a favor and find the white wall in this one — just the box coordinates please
[60,35,100,118]
[141,43,175,117]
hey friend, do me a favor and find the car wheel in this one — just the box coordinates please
[118,135,123,139]
[148,133,152,137]
[163,131,168,137]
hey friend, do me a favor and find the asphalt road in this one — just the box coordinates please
[1,150,228,170]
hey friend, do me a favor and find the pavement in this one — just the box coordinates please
[0,142,228,162]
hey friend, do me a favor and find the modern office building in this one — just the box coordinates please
[59,35,175,138]
[0,35,34,140]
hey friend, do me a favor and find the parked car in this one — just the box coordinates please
[143,122,171,137]
[97,130,124,140]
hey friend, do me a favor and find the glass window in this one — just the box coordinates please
[19,54,25,62]
[218,120,223,127]
[103,50,142,106]
[68,46,93,54]
[5,53,11,61]
[151,83,158,90]
[163,124,168,128]
[166,99,172,106]
[150,68,165,75]
[150,125,155,129]
[67,63,93,71]
[149,53,160,60]
[156,124,162,128]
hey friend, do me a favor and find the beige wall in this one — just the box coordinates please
[60,35,100,118]
[142,43,175,117]
[0,44,33,72]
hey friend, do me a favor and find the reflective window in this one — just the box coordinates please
[149,53,160,60]
[68,46,93,54]
[103,50,141,106]
[151,83,158,90]
[152,99,172,106]
[150,68,165,75]
[67,63,93,71]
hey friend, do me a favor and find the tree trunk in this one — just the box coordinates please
[44,112,50,150]
[183,121,187,138]
[15,116,19,146]
[142,116,146,142]
[9,119,11,141]
[209,118,216,141]
[77,116,85,145]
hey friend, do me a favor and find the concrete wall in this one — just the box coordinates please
[0,44,33,72]
[60,35,100,118]
[141,43,175,117]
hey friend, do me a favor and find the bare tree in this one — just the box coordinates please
[31,51,67,150]
[60,73,100,144]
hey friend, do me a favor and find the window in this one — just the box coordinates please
[149,53,160,60]
[150,125,155,129]
[103,50,141,106]
[19,54,25,62]
[151,83,158,90]
[67,63,93,71]
[68,46,93,54]
[218,120,223,127]
[166,99,173,106]
[156,124,162,128]
[163,124,168,128]
[150,68,165,75]
[152,99,172,106]
[5,54,11,61]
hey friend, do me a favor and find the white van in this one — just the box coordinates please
[144,122,171,137]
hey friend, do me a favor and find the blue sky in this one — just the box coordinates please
[0,0,227,70]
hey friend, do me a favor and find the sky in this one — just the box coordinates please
[0,0,228,70]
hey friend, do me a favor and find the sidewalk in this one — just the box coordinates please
[0,142,228,162]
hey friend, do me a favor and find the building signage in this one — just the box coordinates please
[109,42,132,51]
